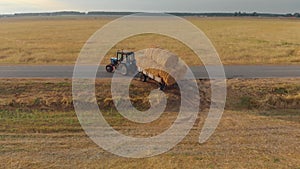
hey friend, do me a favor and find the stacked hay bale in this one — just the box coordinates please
[136,48,187,86]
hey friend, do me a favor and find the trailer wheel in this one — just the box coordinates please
[159,81,166,91]
[140,73,147,82]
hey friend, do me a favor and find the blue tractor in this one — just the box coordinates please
[105,50,137,75]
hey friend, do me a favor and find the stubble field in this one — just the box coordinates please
[0,16,300,169]
[0,78,299,168]
[0,16,300,65]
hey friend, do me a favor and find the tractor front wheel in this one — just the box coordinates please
[119,64,128,76]
[106,64,114,73]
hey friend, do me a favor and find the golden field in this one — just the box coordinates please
[0,78,299,168]
[0,16,300,65]
[1,15,300,168]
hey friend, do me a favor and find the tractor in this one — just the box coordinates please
[105,50,137,75]
[106,50,167,90]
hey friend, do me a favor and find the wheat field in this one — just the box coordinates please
[0,16,299,65]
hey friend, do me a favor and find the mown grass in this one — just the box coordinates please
[0,78,299,168]
[0,109,299,168]
[0,110,81,133]
[0,16,300,65]
[226,79,300,110]
[0,78,299,112]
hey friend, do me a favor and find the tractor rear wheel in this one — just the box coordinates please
[106,64,114,73]
[119,64,128,76]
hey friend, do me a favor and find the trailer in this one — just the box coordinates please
[137,67,166,90]
[106,50,167,90]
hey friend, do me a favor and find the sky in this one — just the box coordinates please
[0,0,300,14]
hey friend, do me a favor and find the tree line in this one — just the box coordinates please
[1,11,299,18]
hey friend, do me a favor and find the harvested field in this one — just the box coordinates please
[0,79,299,168]
[0,78,299,112]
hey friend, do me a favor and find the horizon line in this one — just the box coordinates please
[1,10,299,16]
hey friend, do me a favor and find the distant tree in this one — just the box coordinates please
[294,13,300,17]
[234,11,242,16]
[251,12,258,16]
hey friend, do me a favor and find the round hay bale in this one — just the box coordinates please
[159,70,176,86]
[150,48,179,68]
[159,61,187,86]
[140,48,178,68]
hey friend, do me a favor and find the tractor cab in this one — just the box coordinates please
[110,57,118,65]
[109,51,124,65]
[120,51,136,64]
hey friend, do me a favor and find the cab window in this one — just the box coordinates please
[117,53,123,61]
